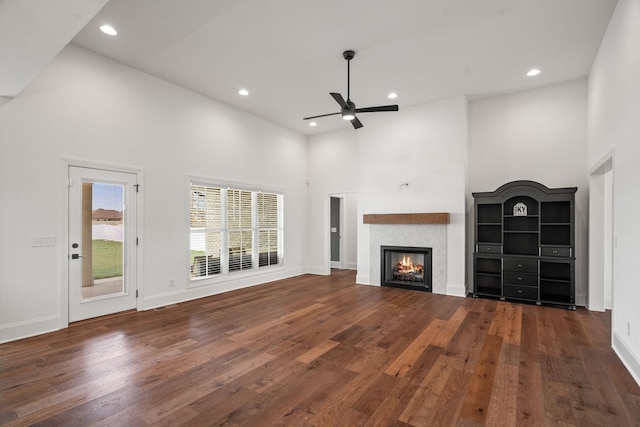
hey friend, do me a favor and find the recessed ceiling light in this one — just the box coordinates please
[527,68,541,77]
[309,122,317,127]
[387,92,398,99]
[99,25,118,36]
[238,89,249,96]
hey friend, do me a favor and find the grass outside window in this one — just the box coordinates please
[92,240,123,279]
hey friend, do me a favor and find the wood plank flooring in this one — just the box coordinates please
[2,270,640,426]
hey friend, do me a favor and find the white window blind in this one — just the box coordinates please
[190,185,222,278]
[227,189,253,272]
[190,182,283,280]
[257,192,280,267]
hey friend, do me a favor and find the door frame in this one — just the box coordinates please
[588,147,615,314]
[59,158,144,329]
[326,192,357,274]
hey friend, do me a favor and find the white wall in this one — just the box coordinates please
[0,45,308,342]
[358,97,468,296]
[588,0,640,384]
[306,129,359,274]
[343,192,358,270]
[308,97,468,296]
[468,80,589,304]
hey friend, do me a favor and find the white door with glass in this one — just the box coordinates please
[68,166,137,322]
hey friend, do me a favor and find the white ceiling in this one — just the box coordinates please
[0,0,108,98]
[3,0,618,135]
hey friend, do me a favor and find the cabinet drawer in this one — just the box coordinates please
[503,258,538,273]
[541,247,571,257]
[503,284,538,300]
[503,271,538,286]
[477,244,501,254]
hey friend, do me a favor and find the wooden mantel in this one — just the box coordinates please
[363,212,450,225]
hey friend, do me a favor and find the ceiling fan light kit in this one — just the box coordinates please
[303,49,399,129]
[342,111,355,121]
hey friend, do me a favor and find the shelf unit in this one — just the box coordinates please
[472,180,577,310]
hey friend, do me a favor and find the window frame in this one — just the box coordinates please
[188,177,284,286]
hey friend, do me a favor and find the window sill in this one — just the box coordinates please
[188,264,285,289]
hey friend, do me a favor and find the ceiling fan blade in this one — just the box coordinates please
[351,117,363,129]
[355,105,399,113]
[303,112,341,120]
[330,92,348,109]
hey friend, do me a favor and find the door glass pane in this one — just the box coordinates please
[81,182,125,299]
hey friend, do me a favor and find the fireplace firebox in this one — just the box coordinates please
[381,246,432,292]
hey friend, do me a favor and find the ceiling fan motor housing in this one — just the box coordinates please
[342,99,356,120]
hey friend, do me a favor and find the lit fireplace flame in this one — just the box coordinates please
[396,255,424,275]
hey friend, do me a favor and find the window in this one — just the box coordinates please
[227,189,253,272]
[258,192,279,267]
[190,182,283,280]
[190,186,222,277]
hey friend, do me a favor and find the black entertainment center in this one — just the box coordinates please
[473,180,577,310]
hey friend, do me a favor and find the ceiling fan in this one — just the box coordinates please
[303,50,399,129]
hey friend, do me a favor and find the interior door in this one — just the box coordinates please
[330,197,341,265]
[68,166,137,322]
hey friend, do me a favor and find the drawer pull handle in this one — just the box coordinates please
[517,264,523,268]
[517,277,523,281]
[517,290,523,294]
[552,250,558,254]
[487,247,492,251]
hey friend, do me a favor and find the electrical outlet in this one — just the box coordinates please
[32,236,56,247]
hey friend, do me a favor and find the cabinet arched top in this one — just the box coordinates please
[472,180,577,203]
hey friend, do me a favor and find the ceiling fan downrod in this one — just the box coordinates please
[344,50,355,102]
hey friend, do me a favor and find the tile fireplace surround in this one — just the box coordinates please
[365,213,449,294]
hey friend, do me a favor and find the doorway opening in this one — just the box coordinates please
[330,196,342,269]
[328,193,357,273]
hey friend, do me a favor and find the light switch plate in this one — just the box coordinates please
[32,236,56,247]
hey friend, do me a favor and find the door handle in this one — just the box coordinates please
[71,254,82,259]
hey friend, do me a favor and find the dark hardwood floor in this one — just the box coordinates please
[2,270,639,426]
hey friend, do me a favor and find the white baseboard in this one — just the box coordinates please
[0,315,60,344]
[143,268,306,310]
[446,282,466,298]
[329,262,357,271]
[575,292,586,308]
[305,266,329,275]
[355,274,370,285]
[0,268,310,343]
[613,330,640,388]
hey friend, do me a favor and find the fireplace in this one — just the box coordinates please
[381,246,432,292]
